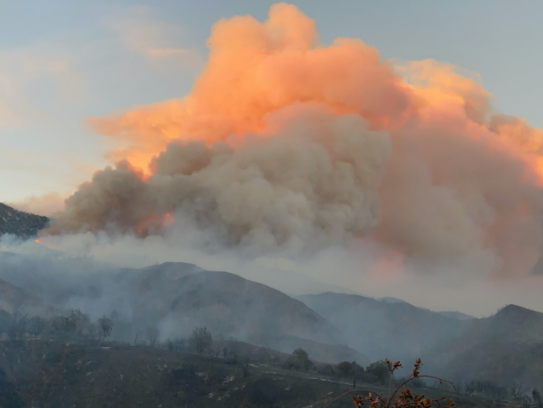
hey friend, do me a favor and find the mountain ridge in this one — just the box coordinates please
[0,203,49,238]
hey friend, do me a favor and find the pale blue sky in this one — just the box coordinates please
[1,0,542,206]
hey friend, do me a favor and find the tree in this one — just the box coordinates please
[337,361,354,377]
[366,360,389,384]
[175,338,185,351]
[189,327,212,356]
[0,310,11,333]
[7,305,28,342]
[239,357,250,377]
[67,309,90,337]
[323,358,456,408]
[337,361,364,388]
[146,327,159,347]
[285,348,312,371]
[337,361,363,377]
[27,316,46,337]
[133,330,141,346]
[98,316,113,341]
[512,382,528,400]
[533,389,542,408]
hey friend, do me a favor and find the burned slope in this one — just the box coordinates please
[0,203,49,238]
[0,340,480,408]
[0,340,333,408]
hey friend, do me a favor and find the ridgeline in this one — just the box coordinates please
[0,203,49,238]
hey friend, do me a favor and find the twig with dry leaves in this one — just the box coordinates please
[322,358,456,408]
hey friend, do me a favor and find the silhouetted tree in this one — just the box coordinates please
[512,382,528,400]
[7,305,27,342]
[68,309,90,337]
[337,361,364,388]
[146,327,159,347]
[337,361,355,377]
[98,316,113,341]
[0,310,11,333]
[27,316,46,337]
[366,360,389,384]
[240,357,250,377]
[189,327,212,356]
[533,389,542,408]
[285,348,312,371]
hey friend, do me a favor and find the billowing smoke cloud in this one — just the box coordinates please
[51,105,390,252]
[46,3,543,279]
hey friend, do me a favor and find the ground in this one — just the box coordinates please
[0,339,524,408]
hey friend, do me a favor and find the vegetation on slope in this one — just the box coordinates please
[0,203,49,238]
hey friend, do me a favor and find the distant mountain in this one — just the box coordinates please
[438,311,474,321]
[478,304,543,342]
[233,266,359,297]
[442,305,543,387]
[378,296,409,304]
[377,297,474,321]
[444,304,543,354]
[297,292,464,363]
[0,203,49,238]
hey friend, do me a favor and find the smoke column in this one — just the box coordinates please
[45,3,543,279]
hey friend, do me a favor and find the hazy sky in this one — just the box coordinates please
[1,0,542,204]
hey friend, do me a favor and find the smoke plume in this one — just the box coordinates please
[8,192,66,217]
[46,3,543,279]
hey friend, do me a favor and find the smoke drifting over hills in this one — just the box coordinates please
[40,3,543,285]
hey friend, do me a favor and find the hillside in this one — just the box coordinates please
[441,304,543,356]
[297,294,543,387]
[3,252,543,386]
[109,266,340,344]
[0,339,487,408]
[0,259,366,364]
[441,305,543,387]
[0,277,48,316]
[115,267,366,364]
[297,292,464,363]
[475,304,543,343]
[0,203,49,238]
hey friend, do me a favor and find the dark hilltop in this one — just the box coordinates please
[0,203,49,238]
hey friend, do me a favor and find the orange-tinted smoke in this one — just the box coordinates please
[78,2,543,277]
[89,3,542,176]
[88,3,415,174]
[489,114,543,184]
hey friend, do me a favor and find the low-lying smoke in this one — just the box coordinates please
[8,192,66,217]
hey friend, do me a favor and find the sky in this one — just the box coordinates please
[1,0,542,207]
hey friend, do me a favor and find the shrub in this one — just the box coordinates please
[285,348,313,371]
[324,359,456,408]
